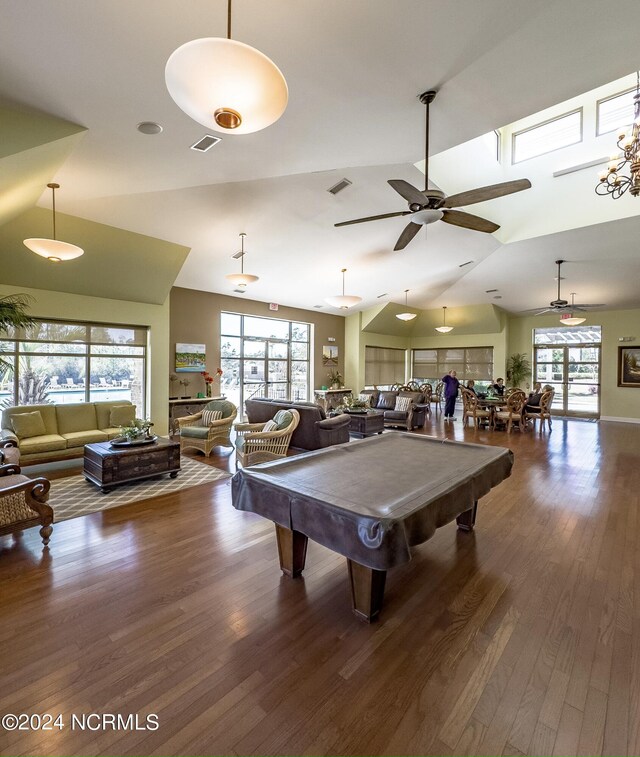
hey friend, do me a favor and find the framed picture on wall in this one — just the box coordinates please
[322,345,338,366]
[618,346,640,387]
[176,343,206,372]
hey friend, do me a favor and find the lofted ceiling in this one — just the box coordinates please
[1,0,640,314]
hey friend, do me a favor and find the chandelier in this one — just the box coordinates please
[165,0,288,135]
[23,183,84,262]
[325,269,362,310]
[225,233,259,289]
[596,73,640,199]
[434,306,453,333]
[396,289,417,321]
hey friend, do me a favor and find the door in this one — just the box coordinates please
[533,343,601,418]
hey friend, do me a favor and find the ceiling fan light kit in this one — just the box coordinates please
[325,269,362,310]
[23,183,84,262]
[335,89,532,250]
[560,314,586,326]
[435,306,453,333]
[225,233,259,288]
[165,0,288,135]
[396,289,417,321]
[523,261,605,318]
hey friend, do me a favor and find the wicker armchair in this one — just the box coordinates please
[461,388,492,428]
[0,464,53,545]
[525,390,554,432]
[234,409,300,468]
[177,399,237,457]
[494,391,526,433]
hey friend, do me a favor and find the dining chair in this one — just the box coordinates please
[461,388,493,428]
[494,391,526,433]
[525,390,554,433]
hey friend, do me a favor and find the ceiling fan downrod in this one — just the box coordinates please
[419,90,437,193]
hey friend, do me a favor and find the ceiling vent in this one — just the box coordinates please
[232,250,245,260]
[459,260,474,268]
[327,178,352,195]
[485,288,498,293]
[313,304,324,309]
[377,293,388,298]
[233,288,246,294]
[190,134,222,152]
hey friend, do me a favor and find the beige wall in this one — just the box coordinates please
[508,308,640,421]
[170,287,345,396]
[0,283,170,434]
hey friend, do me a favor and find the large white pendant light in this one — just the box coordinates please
[396,289,417,321]
[23,183,83,263]
[325,268,362,310]
[435,305,454,333]
[225,232,259,289]
[165,0,288,135]
[560,294,586,326]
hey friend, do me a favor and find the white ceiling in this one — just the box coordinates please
[2,0,640,314]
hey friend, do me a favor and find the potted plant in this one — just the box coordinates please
[506,353,531,389]
[328,369,343,389]
[0,294,35,371]
[118,418,154,443]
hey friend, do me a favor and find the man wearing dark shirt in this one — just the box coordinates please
[492,378,505,396]
[442,370,460,420]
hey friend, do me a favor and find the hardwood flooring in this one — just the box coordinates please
[1,417,639,755]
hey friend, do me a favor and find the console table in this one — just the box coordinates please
[313,388,352,412]
[169,396,225,434]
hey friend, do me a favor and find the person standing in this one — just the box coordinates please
[442,370,460,421]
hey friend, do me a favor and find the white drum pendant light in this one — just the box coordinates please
[165,0,288,135]
[325,268,362,310]
[225,233,259,288]
[23,183,84,262]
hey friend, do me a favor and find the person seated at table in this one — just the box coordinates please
[525,382,543,413]
[465,380,477,395]
[492,378,505,396]
[442,370,460,421]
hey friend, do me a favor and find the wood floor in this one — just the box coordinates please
[1,417,639,756]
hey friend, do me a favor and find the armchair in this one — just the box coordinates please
[494,391,526,433]
[234,409,300,468]
[0,464,53,546]
[525,390,554,432]
[461,388,492,428]
[178,399,237,457]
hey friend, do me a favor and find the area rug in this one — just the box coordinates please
[48,457,231,522]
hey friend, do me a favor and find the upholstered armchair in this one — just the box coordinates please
[0,464,53,546]
[234,409,300,468]
[461,388,492,428]
[494,391,526,433]
[177,399,237,457]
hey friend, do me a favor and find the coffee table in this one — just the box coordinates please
[347,410,384,438]
[84,437,181,493]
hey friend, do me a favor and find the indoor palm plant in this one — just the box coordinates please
[506,353,531,389]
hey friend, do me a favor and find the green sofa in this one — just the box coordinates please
[1,400,135,463]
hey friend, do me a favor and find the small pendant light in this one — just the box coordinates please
[396,289,417,321]
[23,183,84,262]
[435,306,454,333]
[325,268,362,309]
[225,233,259,289]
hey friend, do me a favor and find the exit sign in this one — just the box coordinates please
[269,303,279,311]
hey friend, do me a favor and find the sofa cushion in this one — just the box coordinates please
[399,390,424,404]
[273,409,293,430]
[62,430,109,446]
[262,419,278,432]
[109,405,136,427]
[394,396,413,412]
[56,403,98,435]
[20,434,68,454]
[202,409,223,425]
[2,404,59,436]
[377,391,398,410]
[384,410,409,421]
[101,427,124,440]
[180,425,210,439]
[95,400,134,430]
[11,411,46,439]
[204,399,236,420]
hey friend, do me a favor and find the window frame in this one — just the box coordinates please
[596,86,637,137]
[411,346,494,388]
[511,107,583,164]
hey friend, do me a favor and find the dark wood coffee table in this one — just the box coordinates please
[347,410,384,438]
[84,437,181,493]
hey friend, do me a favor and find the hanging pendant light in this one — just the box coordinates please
[325,268,362,310]
[226,233,259,288]
[165,0,288,135]
[560,294,586,326]
[23,183,84,263]
[435,306,454,333]
[396,289,417,321]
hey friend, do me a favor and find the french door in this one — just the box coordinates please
[533,343,601,418]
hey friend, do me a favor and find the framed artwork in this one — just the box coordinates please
[175,343,206,372]
[322,345,338,366]
[618,346,640,387]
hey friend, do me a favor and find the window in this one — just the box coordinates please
[220,313,311,412]
[533,325,602,345]
[512,109,582,163]
[597,88,637,136]
[0,319,148,414]
[412,347,494,391]
[365,346,405,387]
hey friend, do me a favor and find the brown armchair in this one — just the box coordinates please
[0,464,53,546]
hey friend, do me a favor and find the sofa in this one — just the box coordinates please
[1,400,136,463]
[359,388,429,430]
[244,398,351,451]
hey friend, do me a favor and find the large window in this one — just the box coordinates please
[220,313,311,412]
[365,346,406,387]
[412,347,494,390]
[512,109,582,163]
[0,320,148,414]
[597,87,636,136]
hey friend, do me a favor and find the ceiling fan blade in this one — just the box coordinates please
[394,222,422,251]
[441,209,499,233]
[443,179,532,208]
[388,179,427,205]
[335,211,411,228]
[571,303,606,309]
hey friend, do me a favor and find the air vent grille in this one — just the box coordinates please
[190,134,222,152]
[232,250,245,260]
[313,305,324,309]
[233,288,246,294]
[485,288,498,293]
[327,178,352,195]
[459,260,474,268]
[377,293,388,299]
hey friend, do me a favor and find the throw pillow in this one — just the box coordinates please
[358,393,371,407]
[394,396,413,412]
[110,405,136,427]
[202,409,223,426]
[11,410,46,439]
[273,409,293,430]
[262,419,278,432]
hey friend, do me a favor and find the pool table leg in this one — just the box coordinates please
[347,559,387,623]
[275,524,308,578]
[456,500,478,531]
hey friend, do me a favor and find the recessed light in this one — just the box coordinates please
[137,121,163,135]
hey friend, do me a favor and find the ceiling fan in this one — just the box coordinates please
[335,90,532,250]
[522,259,606,315]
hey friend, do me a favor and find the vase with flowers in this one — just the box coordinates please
[328,369,343,389]
[201,368,223,398]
